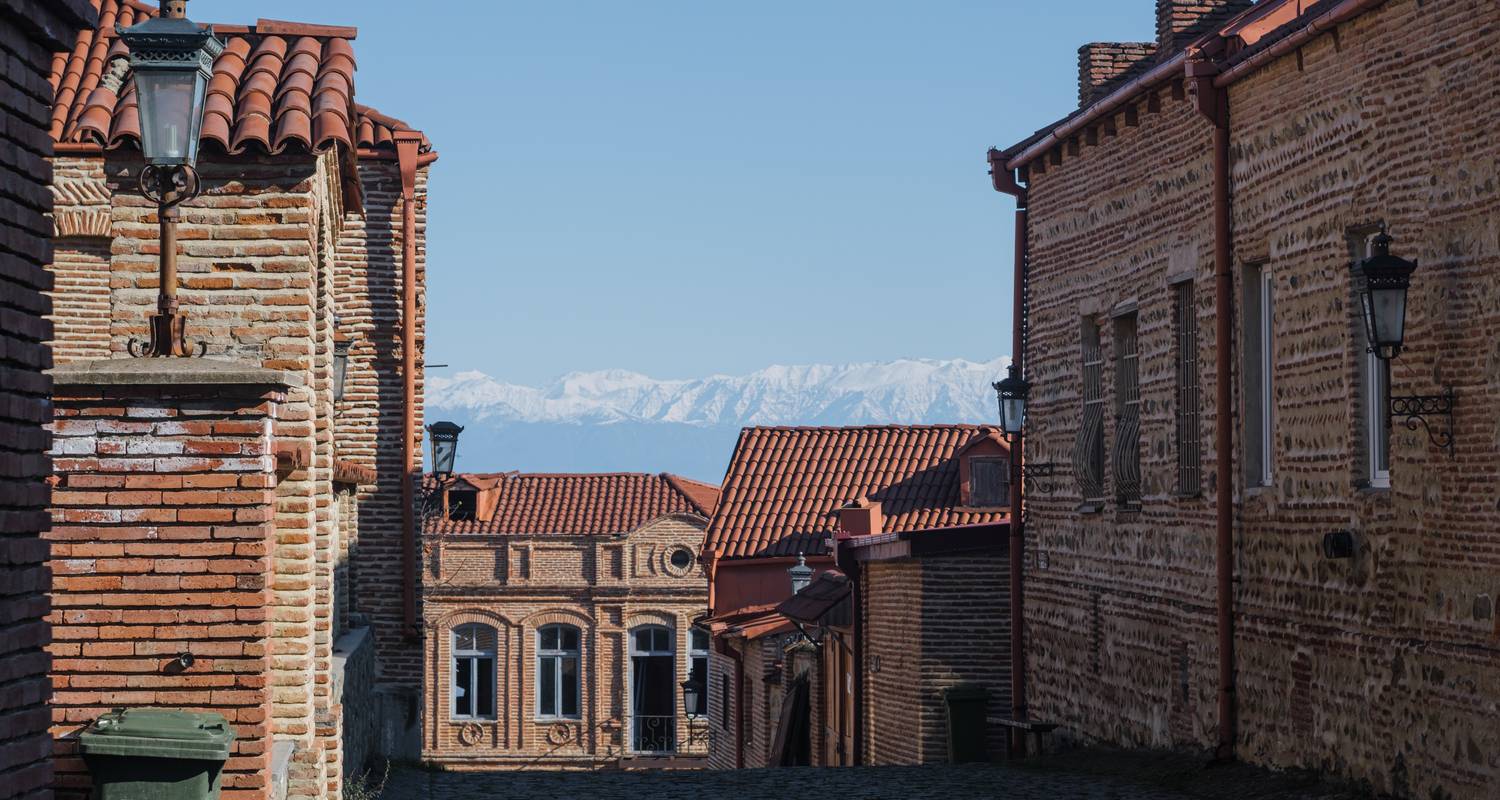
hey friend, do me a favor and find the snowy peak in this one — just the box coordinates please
[427,356,1010,427]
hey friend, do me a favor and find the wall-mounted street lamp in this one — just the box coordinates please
[426,421,464,482]
[118,0,223,357]
[332,336,353,402]
[991,368,1060,495]
[992,365,1029,443]
[680,678,703,721]
[1358,232,1455,457]
[788,553,814,596]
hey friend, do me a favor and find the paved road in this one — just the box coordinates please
[382,751,1370,800]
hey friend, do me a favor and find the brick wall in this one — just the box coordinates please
[333,160,428,702]
[45,368,283,800]
[1014,1,1500,797]
[420,515,709,769]
[1078,43,1155,107]
[0,3,94,799]
[1226,2,1500,797]
[1154,0,1252,53]
[1019,74,1219,755]
[45,141,412,793]
[862,550,1009,765]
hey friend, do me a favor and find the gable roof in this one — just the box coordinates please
[427,472,720,536]
[50,0,431,158]
[705,425,1010,561]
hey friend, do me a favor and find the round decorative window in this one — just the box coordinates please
[669,548,694,570]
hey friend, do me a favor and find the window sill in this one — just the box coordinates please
[1171,491,1202,501]
[449,717,496,723]
[534,716,583,723]
[1075,502,1105,514]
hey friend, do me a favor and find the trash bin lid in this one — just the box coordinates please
[81,709,235,761]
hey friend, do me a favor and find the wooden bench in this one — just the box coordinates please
[988,717,1058,758]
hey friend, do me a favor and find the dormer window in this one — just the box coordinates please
[448,490,478,521]
[970,457,1010,508]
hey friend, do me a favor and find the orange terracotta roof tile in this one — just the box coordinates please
[50,0,432,158]
[705,425,1009,561]
[427,472,720,536]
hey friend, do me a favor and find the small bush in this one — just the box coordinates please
[344,760,390,800]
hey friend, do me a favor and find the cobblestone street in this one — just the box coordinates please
[382,750,1372,800]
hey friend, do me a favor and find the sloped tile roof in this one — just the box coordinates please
[428,472,720,536]
[705,425,1009,561]
[49,0,431,157]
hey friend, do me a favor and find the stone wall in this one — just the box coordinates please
[1019,72,1219,755]
[1015,1,1500,797]
[0,3,94,799]
[420,514,709,769]
[1225,2,1500,796]
[45,364,284,800]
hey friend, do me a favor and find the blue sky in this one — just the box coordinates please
[197,1,1154,385]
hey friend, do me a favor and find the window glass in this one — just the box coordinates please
[454,656,473,718]
[539,656,557,716]
[561,627,578,652]
[448,490,477,521]
[541,626,558,651]
[476,656,495,718]
[560,655,579,716]
[1174,281,1201,495]
[690,629,709,653]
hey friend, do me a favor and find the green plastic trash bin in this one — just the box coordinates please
[943,684,990,764]
[80,709,236,800]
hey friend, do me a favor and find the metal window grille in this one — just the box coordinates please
[1112,313,1141,507]
[1174,282,1201,495]
[1072,320,1106,502]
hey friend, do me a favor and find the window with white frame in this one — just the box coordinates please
[1243,264,1274,487]
[537,624,581,719]
[451,623,496,720]
[1352,231,1391,488]
[689,629,709,716]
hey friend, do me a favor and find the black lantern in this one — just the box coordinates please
[788,553,814,596]
[992,364,1030,440]
[332,337,352,403]
[680,678,704,719]
[117,0,222,169]
[426,421,464,481]
[1358,232,1417,361]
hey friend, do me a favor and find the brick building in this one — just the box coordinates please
[0,3,97,799]
[420,472,719,770]
[989,0,1500,797]
[40,2,434,797]
[702,425,1011,769]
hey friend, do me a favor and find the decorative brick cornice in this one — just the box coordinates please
[52,208,111,239]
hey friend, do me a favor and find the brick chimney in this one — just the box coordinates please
[1078,42,1155,106]
[1156,0,1255,53]
[837,499,883,537]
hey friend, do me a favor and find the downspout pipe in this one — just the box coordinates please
[989,148,1028,750]
[1186,55,1236,762]
[394,130,424,637]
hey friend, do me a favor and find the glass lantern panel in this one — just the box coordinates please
[1002,397,1026,434]
[1371,286,1406,351]
[136,70,202,166]
[432,438,457,476]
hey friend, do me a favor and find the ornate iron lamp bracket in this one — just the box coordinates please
[1389,387,1455,457]
[1020,462,1062,495]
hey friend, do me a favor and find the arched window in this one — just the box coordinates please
[536,624,581,719]
[452,623,496,720]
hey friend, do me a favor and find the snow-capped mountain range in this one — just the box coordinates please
[427,356,1010,481]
